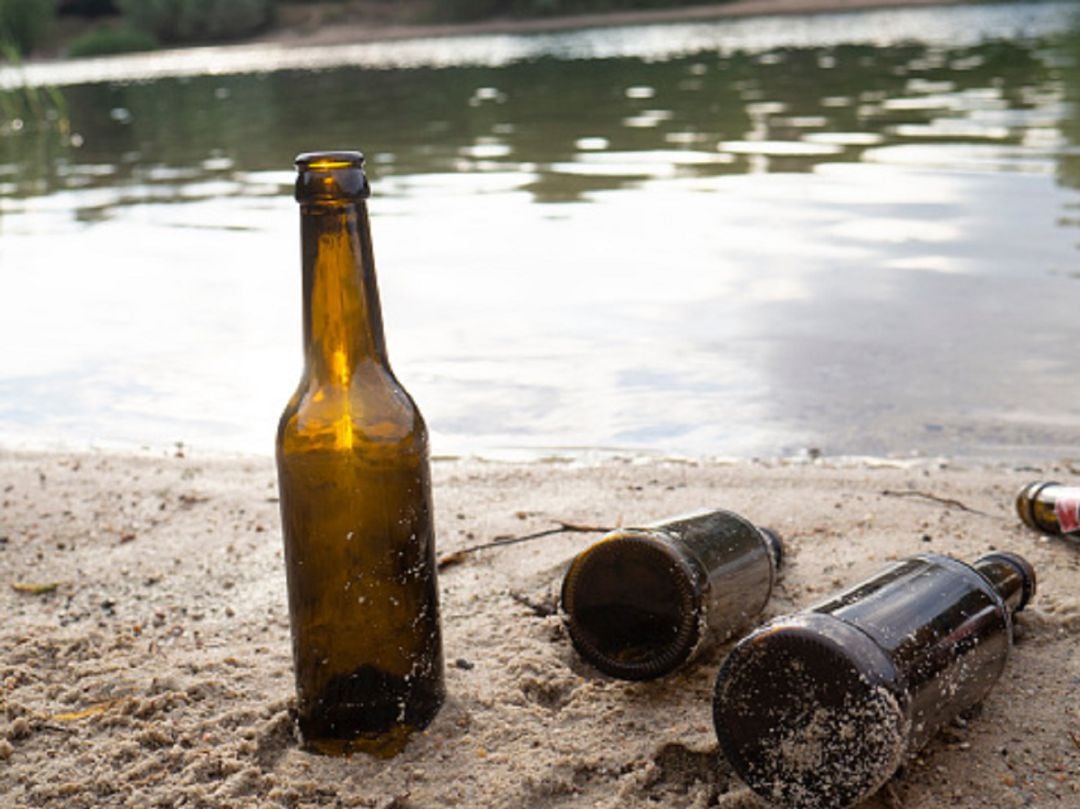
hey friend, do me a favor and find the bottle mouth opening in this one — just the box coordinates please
[561,532,702,681]
[295,150,370,202]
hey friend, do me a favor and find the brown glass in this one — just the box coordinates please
[712,552,1035,809]
[1016,481,1080,539]
[276,151,443,757]
[560,509,782,680]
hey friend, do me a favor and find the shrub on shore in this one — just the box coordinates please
[67,23,156,57]
[436,0,719,22]
[0,0,55,55]
[117,0,276,44]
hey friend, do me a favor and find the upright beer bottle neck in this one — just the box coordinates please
[296,152,388,384]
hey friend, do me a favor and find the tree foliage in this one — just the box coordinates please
[117,0,276,44]
[436,0,709,21]
[67,23,156,57]
[0,0,54,55]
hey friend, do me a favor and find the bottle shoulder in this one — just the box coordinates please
[277,362,427,458]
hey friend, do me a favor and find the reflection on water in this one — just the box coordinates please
[0,1,1078,460]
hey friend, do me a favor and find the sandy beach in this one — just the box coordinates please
[1,449,1076,807]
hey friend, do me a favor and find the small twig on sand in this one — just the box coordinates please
[49,698,126,722]
[437,521,611,570]
[881,489,994,518]
[11,581,63,595]
[509,591,558,618]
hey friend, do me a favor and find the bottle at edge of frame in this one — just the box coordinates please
[560,509,783,680]
[1016,481,1080,539]
[276,151,444,758]
[712,551,1036,809]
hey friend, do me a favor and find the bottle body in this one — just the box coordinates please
[713,552,1034,809]
[1016,481,1080,538]
[560,509,781,680]
[276,152,443,757]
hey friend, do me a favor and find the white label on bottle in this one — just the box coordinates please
[1054,490,1080,535]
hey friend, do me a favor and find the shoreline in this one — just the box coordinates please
[1,438,1075,471]
[1,447,1077,807]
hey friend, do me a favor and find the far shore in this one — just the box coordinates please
[253,0,968,49]
[29,0,969,63]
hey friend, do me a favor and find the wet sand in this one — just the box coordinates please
[1,449,1077,807]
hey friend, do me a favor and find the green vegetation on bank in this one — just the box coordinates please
[0,39,69,152]
[1,0,734,59]
[65,23,154,57]
[0,0,54,55]
[434,0,721,22]
[115,0,276,45]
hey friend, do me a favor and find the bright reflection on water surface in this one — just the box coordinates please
[0,1,1078,460]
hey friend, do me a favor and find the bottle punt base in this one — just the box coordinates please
[296,665,444,758]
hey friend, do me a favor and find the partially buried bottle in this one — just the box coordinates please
[276,151,443,757]
[1016,481,1080,539]
[712,552,1036,809]
[560,509,782,680]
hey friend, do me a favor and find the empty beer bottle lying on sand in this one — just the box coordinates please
[1016,481,1080,540]
[560,509,782,680]
[713,552,1035,809]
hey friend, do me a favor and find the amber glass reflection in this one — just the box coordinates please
[276,151,443,757]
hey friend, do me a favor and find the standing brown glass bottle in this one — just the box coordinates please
[1016,481,1080,539]
[713,552,1035,809]
[276,151,443,757]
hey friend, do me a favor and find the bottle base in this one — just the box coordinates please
[296,664,445,758]
[302,723,418,759]
[714,613,908,809]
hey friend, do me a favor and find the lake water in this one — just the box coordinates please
[1,1,1078,461]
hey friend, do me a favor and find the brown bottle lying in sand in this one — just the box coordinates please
[1016,481,1080,539]
[560,509,782,680]
[713,552,1036,809]
[276,151,444,757]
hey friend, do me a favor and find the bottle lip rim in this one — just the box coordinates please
[295,151,371,202]
[561,530,702,681]
[295,151,365,171]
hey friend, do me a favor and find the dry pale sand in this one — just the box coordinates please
[0,449,1077,808]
